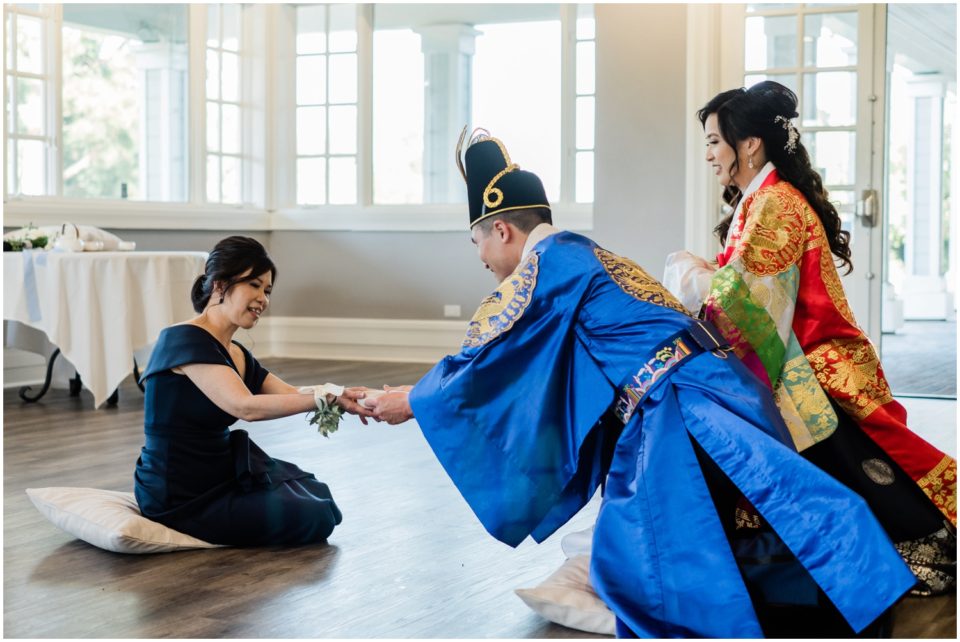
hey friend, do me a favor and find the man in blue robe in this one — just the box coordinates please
[368,128,916,637]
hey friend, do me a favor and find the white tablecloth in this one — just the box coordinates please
[4,250,207,407]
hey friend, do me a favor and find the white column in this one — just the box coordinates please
[135,42,188,201]
[902,79,953,319]
[415,24,479,203]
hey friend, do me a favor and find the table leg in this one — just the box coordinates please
[19,348,60,403]
[68,372,82,396]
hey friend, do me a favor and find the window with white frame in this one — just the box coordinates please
[369,3,595,206]
[5,3,596,226]
[743,3,859,229]
[294,3,359,206]
[4,3,191,203]
[62,4,188,201]
[4,4,54,196]
[574,4,595,203]
[206,3,243,204]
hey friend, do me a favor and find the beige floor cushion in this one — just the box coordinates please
[26,487,223,554]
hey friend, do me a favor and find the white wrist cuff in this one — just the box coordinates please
[298,383,345,406]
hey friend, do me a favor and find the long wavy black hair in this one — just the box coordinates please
[698,81,853,274]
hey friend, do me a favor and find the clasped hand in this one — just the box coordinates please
[303,383,415,425]
[364,385,414,425]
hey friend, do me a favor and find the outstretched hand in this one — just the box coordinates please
[366,385,415,425]
[335,387,376,425]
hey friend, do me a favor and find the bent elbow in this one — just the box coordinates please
[234,399,264,422]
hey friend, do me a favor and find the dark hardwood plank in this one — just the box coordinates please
[3,358,955,638]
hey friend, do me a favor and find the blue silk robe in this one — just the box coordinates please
[409,231,914,637]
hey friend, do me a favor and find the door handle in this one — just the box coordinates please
[856,189,878,228]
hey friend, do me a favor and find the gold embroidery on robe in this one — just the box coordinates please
[806,339,895,420]
[738,186,806,277]
[463,253,538,348]
[595,248,690,315]
[803,208,860,328]
[917,455,958,525]
[778,352,837,445]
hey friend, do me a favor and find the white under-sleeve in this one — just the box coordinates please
[663,250,716,314]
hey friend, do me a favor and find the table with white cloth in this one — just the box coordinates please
[3,250,207,407]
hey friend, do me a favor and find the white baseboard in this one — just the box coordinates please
[235,316,468,363]
[3,316,468,388]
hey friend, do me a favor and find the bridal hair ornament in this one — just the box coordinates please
[774,115,799,155]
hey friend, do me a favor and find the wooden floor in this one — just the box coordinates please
[3,358,956,638]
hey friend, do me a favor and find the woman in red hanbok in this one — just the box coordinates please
[665,81,956,596]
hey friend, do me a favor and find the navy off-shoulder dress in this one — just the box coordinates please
[134,324,342,546]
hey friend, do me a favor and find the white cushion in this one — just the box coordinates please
[515,554,616,636]
[26,487,223,554]
[560,524,594,558]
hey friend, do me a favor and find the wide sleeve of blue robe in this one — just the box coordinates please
[410,248,613,547]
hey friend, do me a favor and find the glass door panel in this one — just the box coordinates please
[879,3,957,397]
[741,4,874,330]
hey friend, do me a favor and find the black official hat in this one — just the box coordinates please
[456,127,551,228]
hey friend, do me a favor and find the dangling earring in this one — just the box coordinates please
[748,155,755,170]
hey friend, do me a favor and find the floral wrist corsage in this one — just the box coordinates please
[299,383,346,437]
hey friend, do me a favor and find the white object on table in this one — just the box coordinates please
[4,250,207,408]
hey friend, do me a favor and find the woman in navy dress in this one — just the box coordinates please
[134,236,372,546]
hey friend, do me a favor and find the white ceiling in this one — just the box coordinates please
[887,3,956,80]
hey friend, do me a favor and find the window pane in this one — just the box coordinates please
[17,138,45,195]
[5,76,13,133]
[206,49,220,100]
[297,157,326,204]
[802,130,855,185]
[206,101,220,152]
[374,8,566,204]
[745,15,797,70]
[6,14,14,72]
[7,140,15,193]
[206,4,220,47]
[745,72,798,95]
[297,105,326,155]
[576,151,593,203]
[802,71,856,126]
[372,28,423,204]
[221,51,239,102]
[328,156,357,204]
[62,4,188,201]
[576,95,594,150]
[747,4,798,11]
[830,189,856,228]
[329,4,357,52]
[576,40,595,95]
[328,105,356,154]
[206,154,220,201]
[16,77,43,135]
[16,14,43,74]
[221,103,240,155]
[328,53,357,104]
[576,4,595,40]
[297,4,327,54]
[221,155,241,204]
[804,12,857,67]
[474,20,562,202]
[297,55,326,105]
[222,3,240,51]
